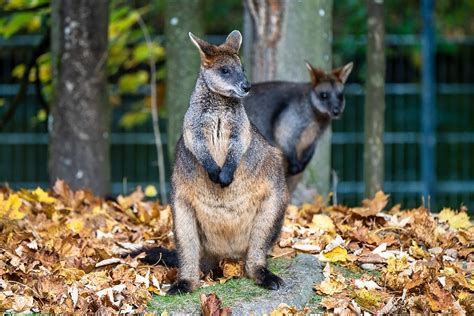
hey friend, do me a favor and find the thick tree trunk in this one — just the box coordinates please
[165,0,204,160]
[245,0,333,201]
[49,0,110,195]
[364,0,385,198]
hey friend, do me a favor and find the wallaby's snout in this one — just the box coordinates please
[240,80,251,94]
[331,106,341,117]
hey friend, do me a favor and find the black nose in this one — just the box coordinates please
[332,108,340,116]
[241,82,251,93]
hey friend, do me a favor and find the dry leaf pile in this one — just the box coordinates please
[0,180,175,314]
[1,182,473,314]
[272,191,474,314]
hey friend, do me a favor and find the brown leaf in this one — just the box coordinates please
[219,259,244,279]
[426,282,454,312]
[352,191,389,217]
[200,293,232,316]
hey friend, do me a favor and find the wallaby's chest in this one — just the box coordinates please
[203,114,233,166]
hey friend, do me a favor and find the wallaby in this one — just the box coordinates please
[154,31,288,295]
[244,62,354,193]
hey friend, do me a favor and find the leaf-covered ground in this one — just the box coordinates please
[0,182,473,314]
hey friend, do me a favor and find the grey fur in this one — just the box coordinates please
[169,31,289,294]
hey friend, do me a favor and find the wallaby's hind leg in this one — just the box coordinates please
[168,197,201,295]
[245,191,287,290]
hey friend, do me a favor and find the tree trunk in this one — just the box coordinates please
[245,0,333,201]
[49,0,110,195]
[165,0,204,160]
[364,0,385,198]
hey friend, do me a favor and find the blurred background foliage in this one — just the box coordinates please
[1,0,473,129]
[1,0,473,208]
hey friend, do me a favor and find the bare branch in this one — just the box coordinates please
[136,14,168,204]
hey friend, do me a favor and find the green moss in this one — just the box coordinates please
[148,258,291,313]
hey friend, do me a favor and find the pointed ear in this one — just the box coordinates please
[224,30,242,53]
[305,61,325,85]
[189,32,214,57]
[333,62,354,83]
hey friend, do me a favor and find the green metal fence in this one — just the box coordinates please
[1,34,473,210]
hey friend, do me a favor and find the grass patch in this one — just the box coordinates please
[148,258,292,313]
[305,294,324,313]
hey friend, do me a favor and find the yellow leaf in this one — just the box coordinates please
[67,218,85,234]
[315,276,347,295]
[32,187,56,204]
[144,185,158,197]
[384,255,409,274]
[322,246,347,262]
[309,214,335,233]
[0,193,26,220]
[409,241,430,259]
[438,208,472,229]
[354,289,382,309]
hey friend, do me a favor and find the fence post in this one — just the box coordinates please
[421,0,436,206]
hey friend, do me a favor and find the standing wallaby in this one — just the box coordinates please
[167,30,289,294]
[244,62,354,193]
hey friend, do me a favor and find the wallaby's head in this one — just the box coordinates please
[305,62,354,119]
[189,30,250,98]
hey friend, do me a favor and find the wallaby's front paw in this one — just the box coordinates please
[207,167,221,184]
[218,169,234,187]
[288,162,303,175]
[254,267,284,290]
[167,279,193,295]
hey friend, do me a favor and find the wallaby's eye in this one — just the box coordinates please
[320,92,328,100]
[220,67,230,75]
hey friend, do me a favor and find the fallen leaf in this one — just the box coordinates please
[315,275,347,295]
[200,293,232,316]
[320,246,348,262]
[438,208,472,229]
[32,187,56,204]
[352,191,389,217]
[0,193,26,220]
[220,259,244,279]
[309,214,336,233]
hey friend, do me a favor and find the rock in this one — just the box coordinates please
[148,254,324,315]
[231,254,324,315]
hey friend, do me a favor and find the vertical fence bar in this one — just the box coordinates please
[421,0,436,206]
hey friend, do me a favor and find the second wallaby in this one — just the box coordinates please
[162,31,288,294]
[244,62,353,192]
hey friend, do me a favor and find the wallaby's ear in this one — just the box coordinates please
[189,32,214,57]
[305,61,326,85]
[224,30,242,53]
[333,62,354,84]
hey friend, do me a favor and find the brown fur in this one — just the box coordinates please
[169,31,288,294]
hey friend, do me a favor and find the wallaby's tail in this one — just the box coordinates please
[127,246,179,267]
